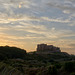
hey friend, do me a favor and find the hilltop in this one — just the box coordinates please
[0,46,26,60]
[0,45,75,61]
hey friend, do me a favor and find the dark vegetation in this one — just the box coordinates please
[0,46,26,60]
[0,46,75,75]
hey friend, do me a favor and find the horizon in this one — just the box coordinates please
[0,0,75,54]
[0,44,74,55]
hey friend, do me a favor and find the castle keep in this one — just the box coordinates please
[37,44,61,53]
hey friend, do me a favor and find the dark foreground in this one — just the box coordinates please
[0,46,75,75]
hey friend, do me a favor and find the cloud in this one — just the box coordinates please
[6,23,75,39]
[0,21,74,40]
[47,1,75,13]
[0,27,10,31]
[66,0,75,3]
[0,33,43,46]
[0,14,71,24]
[0,0,32,8]
[0,13,42,24]
[0,24,47,40]
[63,10,71,14]
[9,24,58,39]
[41,17,70,23]
[69,44,75,48]
[0,0,75,54]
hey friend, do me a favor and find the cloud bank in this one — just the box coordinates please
[0,0,75,54]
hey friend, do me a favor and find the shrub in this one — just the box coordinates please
[70,72,75,75]
[64,62,75,72]
[54,63,62,69]
[48,65,57,75]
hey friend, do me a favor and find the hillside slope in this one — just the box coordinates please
[0,46,26,60]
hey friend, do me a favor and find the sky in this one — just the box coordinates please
[0,0,75,54]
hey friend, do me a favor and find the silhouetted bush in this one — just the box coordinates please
[70,72,75,75]
[64,62,75,72]
[54,63,62,69]
[48,65,57,75]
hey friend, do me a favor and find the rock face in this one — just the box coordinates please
[37,44,61,53]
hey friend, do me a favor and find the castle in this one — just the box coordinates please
[37,44,61,53]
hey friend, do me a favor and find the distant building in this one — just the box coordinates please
[37,44,61,53]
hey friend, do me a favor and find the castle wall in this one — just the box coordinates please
[37,44,61,53]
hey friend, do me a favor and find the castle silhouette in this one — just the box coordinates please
[36,44,61,53]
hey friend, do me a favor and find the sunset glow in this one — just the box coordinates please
[0,0,75,54]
